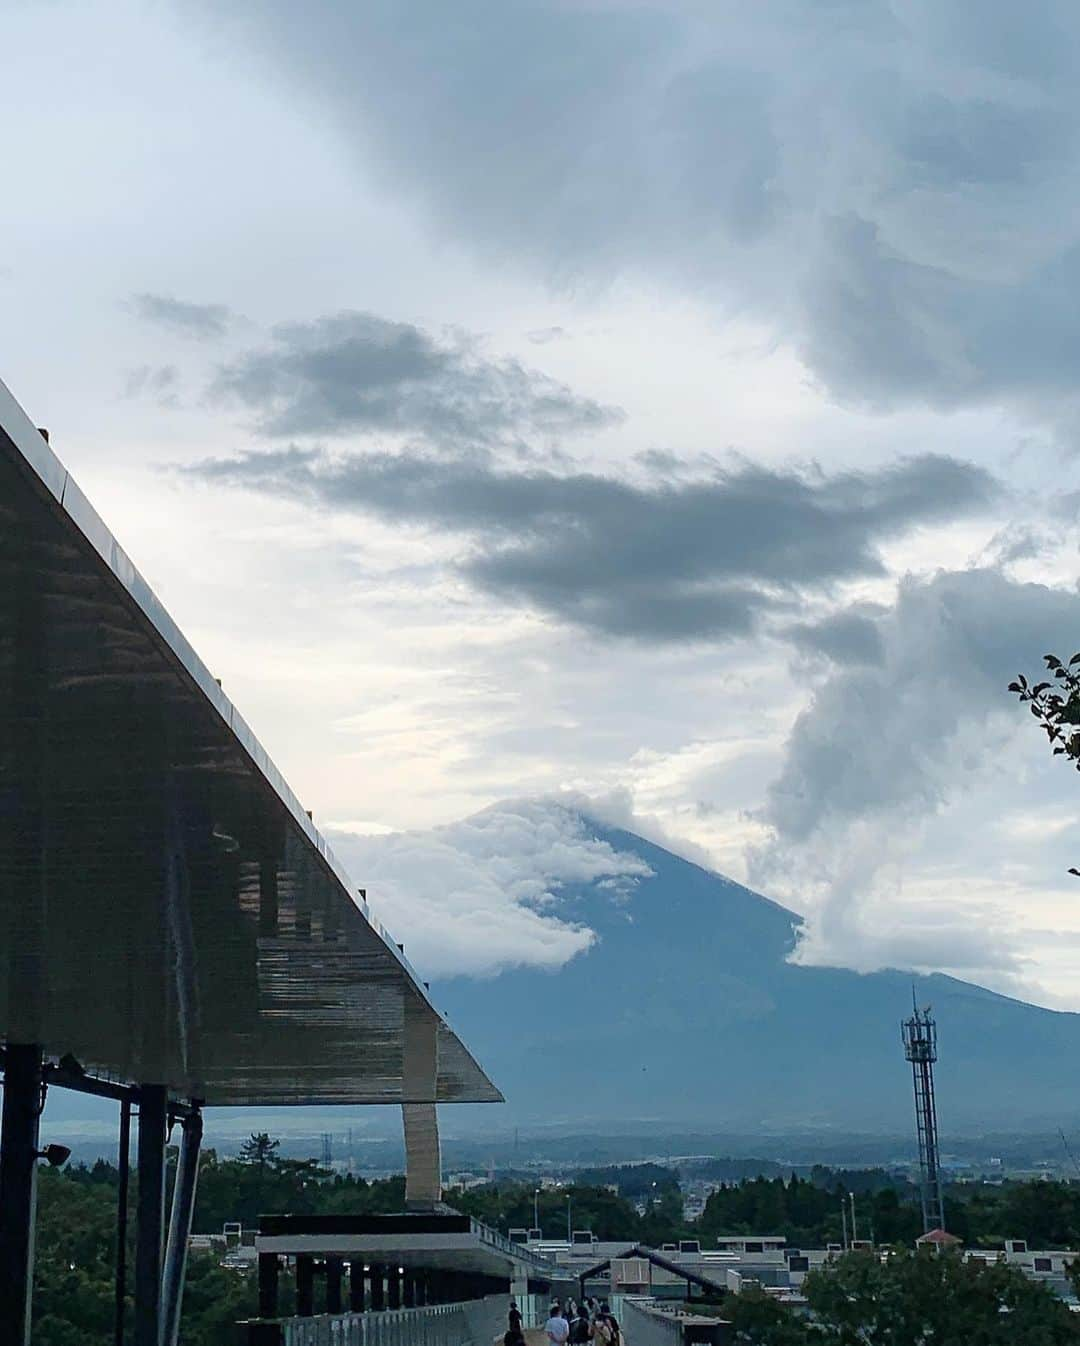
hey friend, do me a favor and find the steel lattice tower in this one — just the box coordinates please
[902,1000,945,1233]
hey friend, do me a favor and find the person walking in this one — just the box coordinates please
[545,1302,570,1346]
[593,1303,620,1346]
[569,1301,592,1343]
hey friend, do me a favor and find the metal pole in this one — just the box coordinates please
[567,1195,572,1244]
[161,1107,202,1346]
[534,1190,539,1234]
[116,1095,132,1346]
[841,1197,848,1251]
[0,1043,43,1346]
[135,1085,168,1346]
[849,1192,857,1244]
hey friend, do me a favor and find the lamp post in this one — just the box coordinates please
[534,1189,540,1235]
[566,1195,572,1244]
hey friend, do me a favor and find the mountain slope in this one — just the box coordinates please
[432,818,1080,1132]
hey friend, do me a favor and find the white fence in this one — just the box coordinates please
[278,1295,505,1346]
[616,1297,689,1346]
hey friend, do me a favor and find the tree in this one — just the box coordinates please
[804,1248,1080,1345]
[239,1132,280,1171]
[721,1286,810,1345]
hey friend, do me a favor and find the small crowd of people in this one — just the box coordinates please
[505,1296,621,1346]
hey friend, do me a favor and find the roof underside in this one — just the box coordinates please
[0,378,501,1107]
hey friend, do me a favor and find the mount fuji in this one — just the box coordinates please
[431,813,1080,1134]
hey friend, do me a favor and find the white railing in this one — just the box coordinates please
[278,1295,506,1346]
[617,1297,687,1346]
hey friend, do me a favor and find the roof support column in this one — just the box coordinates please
[115,1096,132,1346]
[326,1258,343,1315]
[0,1043,43,1346]
[135,1084,167,1346]
[348,1260,365,1313]
[161,1105,202,1346]
[402,1000,441,1211]
[258,1253,280,1319]
[295,1255,314,1316]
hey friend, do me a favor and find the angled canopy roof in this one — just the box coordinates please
[0,377,501,1107]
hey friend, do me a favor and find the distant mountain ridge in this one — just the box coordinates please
[433,813,1080,1133]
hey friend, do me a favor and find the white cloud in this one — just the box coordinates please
[327,798,652,979]
[751,567,1080,993]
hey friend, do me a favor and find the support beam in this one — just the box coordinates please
[403,1001,442,1210]
[161,1107,202,1346]
[296,1255,314,1317]
[258,1254,280,1319]
[0,1043,43,1346]
[115,1097,132,1346]
[348,1261,365,1313]
[134,1085,168,1346]
[326,1258,343,1314]
[370,1264,385,1311]
[387,1267,402,1310]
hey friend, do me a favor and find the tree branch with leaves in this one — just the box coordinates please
[1010,653,1080,875]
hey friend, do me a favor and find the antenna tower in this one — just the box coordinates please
[902,997,945,1233]
[321,1132,333,1167]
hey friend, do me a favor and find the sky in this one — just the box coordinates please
[6,0,1080,1008]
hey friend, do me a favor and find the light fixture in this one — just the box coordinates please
[37,1143,71,1167]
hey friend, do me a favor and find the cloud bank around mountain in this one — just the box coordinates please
[328,798,653,979]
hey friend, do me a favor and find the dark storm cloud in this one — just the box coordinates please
[130,292,232,339]
[187,447,998,642]
[183,0,1080,424]
[210,311,620,444]
[786,609,885,666]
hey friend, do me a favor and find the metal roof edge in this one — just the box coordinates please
[0,376,452,1030]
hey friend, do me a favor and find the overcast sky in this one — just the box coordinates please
[6,0,1080,1007]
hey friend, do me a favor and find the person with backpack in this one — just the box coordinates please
[569,1302,592,1343]
[594,1303,620,1346]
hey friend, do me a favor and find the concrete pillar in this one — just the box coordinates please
[0,1044,43,1346]
[370,1265,385,1311]
[348,1261,365,1312]
[258,1254,280,1319]
[296,1256,314,1316]
[326,1258,343,1314]
[134,1084,168,1346]
[387,1266,402,1310]
[402,1001,442,1210]
[402,1269,416,1308]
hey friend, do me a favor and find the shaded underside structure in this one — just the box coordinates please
[0,375,499,1107]
[0,376,501,1345]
